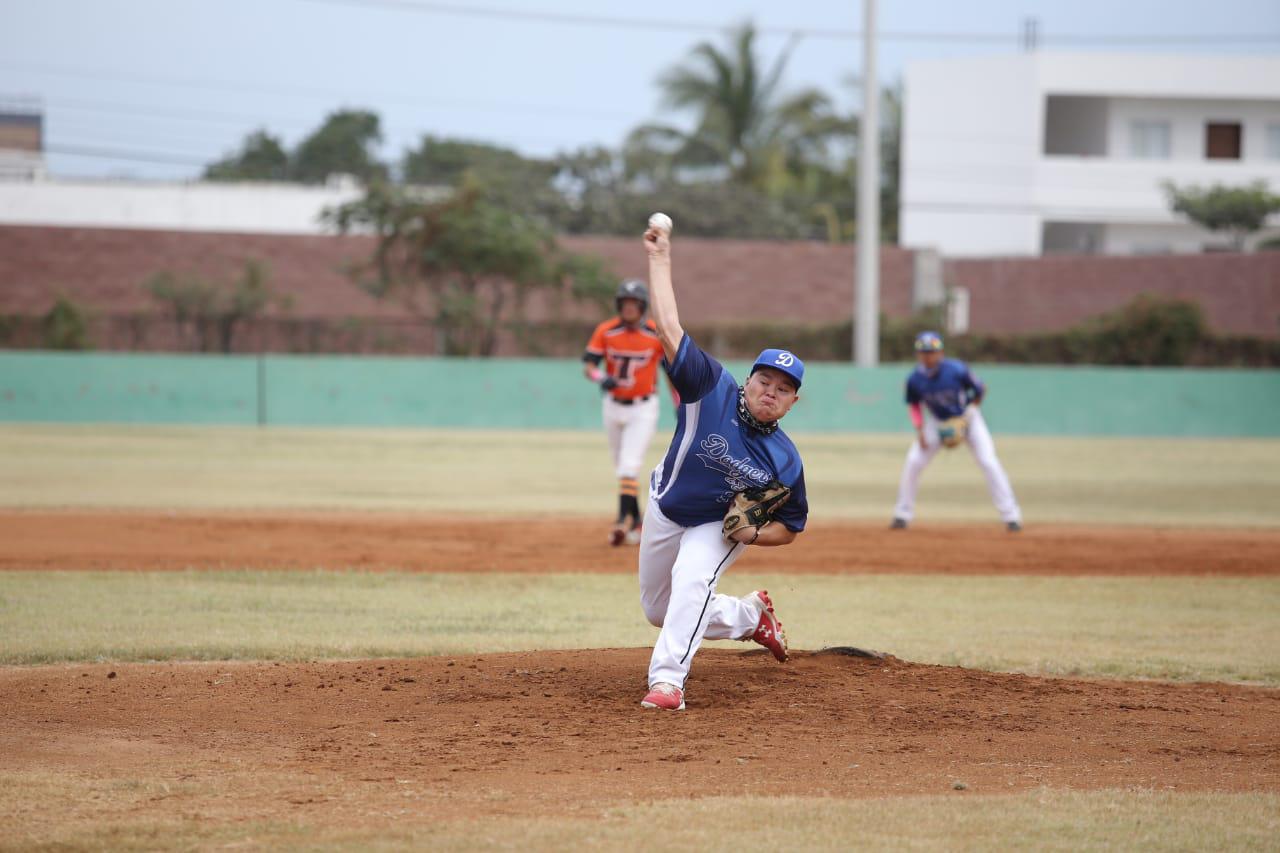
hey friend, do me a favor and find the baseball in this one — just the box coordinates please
[648,212,673,234]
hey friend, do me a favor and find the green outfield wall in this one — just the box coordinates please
[1,351,1277,436]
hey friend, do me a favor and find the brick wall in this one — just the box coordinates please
[2,225,1277,354]
[944,253,1280,338]
[0,224,914,330]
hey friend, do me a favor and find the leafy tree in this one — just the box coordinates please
[41,296,92,350]
[144,260,277,352]
[625,23,847,195]
[1164,181,1280,251]
[290,109,387,185]
[204,130,289,182]
[324,183,612,356]
[402,135,566,226]
[144,271,216,349]
[876,85,903,244]
[403,136,548,186]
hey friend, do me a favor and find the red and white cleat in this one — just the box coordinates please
[744,590,789,662]
[624,523,643,546]
[609,525,626,547]
[640,682,685,711]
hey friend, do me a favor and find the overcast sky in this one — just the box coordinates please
[3,0,1278,180]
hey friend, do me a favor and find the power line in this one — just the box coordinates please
[44,143,217,168]
[46,96,322,130]
[0,60,636,122]
[300,0,1280,45]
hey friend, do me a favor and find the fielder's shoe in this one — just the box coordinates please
[640,682,685,711]
[744,589,789,662]
[889,517,908,530]
[1006,521,1023,533]
[609,525,626,547]
[622,517,645,545]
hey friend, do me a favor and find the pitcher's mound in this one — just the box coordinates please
[5,647,1279,826]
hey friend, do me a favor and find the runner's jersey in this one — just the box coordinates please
[905,358,985,420]
[583,318,666,401]
[650,334,808,532]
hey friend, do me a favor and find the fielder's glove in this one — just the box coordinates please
[938,415,969,449]
[600,377,619,391]
[722,479,792,542]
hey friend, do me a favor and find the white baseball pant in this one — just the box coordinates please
[638,496,762,689]
[893,407,1022,523]
[603,395,659,479]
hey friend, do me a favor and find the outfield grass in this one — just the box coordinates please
[2,571,1276,684]
[2,424,1278,525]
[1,772,1275,853]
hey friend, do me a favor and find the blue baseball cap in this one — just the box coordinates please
[751,348,804,389]
[914,331,944,352]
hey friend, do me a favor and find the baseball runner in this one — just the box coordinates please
[891,331,1023,532]
[637,213,808,712]
[582,280,668,546]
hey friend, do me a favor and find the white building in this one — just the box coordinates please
[0,96,46,182]
[0,175,369,235]
[900,53,1280,256]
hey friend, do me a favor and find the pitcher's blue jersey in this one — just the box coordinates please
[650,335,808,532]
[905,358,985,420]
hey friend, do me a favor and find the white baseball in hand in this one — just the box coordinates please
[648,212,673,234]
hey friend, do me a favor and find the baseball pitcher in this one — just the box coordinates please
[891,331,1023,532]
[637,214,808,712]
[582,280,668,546]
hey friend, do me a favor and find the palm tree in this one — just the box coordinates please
[625,22,849,194]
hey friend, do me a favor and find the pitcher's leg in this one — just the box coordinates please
[966,409,1021,523]
[637,499,683,628]
[647,522,747,688]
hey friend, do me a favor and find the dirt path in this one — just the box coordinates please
[2,650,1277,829]
[3,511,1278,575]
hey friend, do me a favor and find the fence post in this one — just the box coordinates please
[256,353,267,427]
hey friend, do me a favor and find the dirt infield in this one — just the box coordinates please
[3,510,1278,575]
[3,649,1277,828]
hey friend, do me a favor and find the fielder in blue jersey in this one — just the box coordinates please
[635,216,806,711]
[891,331,1022,531]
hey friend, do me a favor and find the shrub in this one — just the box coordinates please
[41,297,92,350]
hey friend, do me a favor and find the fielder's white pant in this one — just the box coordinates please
[603,395,659,479]
[893,407,1022,524]
[638,497,762,689]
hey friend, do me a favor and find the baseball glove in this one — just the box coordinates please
[722,479,792,541]
[937,415,969,448]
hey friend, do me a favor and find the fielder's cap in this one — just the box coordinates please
[914,331,944,352]
[751,348,804,389]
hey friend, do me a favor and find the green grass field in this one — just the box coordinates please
[2,779,1275,852]
[3,424,1278,850]
[3,424,1279,525]
[2,571,1277,684]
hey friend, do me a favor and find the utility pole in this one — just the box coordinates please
[854,0,880,366]
[1021,17,1041,52]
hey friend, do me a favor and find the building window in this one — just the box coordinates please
[1205,122,1242,159]
[1129,120,1171,159]
[1266,125,1280,160]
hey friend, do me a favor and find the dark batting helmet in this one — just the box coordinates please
[616,279,648,313]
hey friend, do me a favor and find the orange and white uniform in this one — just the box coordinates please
[583,317,666,492]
